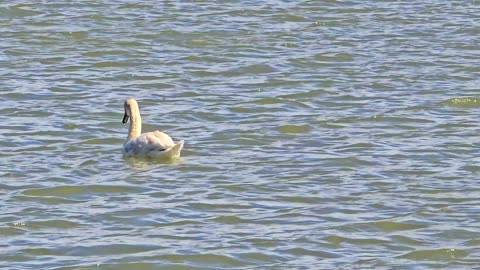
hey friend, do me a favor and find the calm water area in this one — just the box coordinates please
[1,1,480,269]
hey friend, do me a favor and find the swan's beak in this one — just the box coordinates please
[122,113,129,124]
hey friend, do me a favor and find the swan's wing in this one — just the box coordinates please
[149,132,184,158]
[124,131,175,156]
[151,131,175,147]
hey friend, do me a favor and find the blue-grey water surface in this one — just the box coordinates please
[1,1,480,269]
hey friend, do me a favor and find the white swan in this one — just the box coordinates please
[122,97,184,158]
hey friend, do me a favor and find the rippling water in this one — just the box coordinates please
[1,1,480,269]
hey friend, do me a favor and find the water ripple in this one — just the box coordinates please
[1,0,480,269]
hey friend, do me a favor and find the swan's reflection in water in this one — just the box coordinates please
[125,156,183,170]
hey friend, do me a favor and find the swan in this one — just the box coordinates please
[122,97,184,158]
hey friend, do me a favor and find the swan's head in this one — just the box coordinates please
[123,97,138,124]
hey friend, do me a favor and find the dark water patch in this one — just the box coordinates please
[18,219,81,230]
[277,125,312,134]
[398,248,468,261]
[0,5,42,19]
[0,226,26,236]
[441,97,480,107]
[21,185,144,198]
[14,195,85,205]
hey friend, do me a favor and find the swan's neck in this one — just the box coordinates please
[127,106,141,142]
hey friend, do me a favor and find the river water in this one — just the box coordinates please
[1,1,480,269]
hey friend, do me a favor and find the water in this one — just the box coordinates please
[1,1,480,269]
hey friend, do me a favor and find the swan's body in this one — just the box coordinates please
[122,98,184,158]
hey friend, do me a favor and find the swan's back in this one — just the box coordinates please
[123,131,182,158]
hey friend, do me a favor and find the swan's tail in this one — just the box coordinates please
[165,140,184,159]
